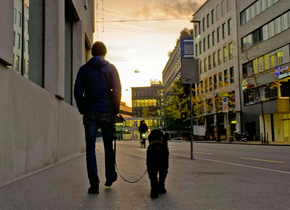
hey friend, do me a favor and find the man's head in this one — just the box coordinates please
[91,41,107,57]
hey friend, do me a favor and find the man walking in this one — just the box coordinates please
[74,41,121,194]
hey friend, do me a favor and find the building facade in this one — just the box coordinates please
[131,82,162,128]
[192,0,241,140]
[0,0,95,186]
[162,36,194,106]
[237,0,290,142]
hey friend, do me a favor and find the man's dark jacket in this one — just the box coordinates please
[74,56,121,115]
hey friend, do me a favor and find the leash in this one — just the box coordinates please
[113,115,147,184]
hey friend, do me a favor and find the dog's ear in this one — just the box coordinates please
[163,133,169,142]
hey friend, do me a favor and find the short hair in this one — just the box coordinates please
[91,41,107,56]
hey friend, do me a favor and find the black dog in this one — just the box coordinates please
[147,130,169,199]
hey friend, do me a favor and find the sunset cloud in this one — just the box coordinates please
[134,0,200,18]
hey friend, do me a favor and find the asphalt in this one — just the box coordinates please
[0,139,289,210]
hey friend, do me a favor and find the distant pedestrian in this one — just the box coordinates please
[74,41,121,194]
[139,120,148,147]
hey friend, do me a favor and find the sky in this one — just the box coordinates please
[94,0,206,107]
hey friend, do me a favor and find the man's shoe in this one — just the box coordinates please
[105,173,117,187]
[88,186,99,194]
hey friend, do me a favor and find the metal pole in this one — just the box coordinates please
[190,83,194,159]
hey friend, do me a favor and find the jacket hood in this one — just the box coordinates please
[87,56,109,70]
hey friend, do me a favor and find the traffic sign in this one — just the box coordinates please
[218,93,228,97]
[222,97,228,105]
[223,104,229,112]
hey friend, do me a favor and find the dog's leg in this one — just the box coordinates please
[148,169,159,198]
[158,168,168,194]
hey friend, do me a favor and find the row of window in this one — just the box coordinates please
[194,91,236,114]
[132,99,159,108]
[195,19,232,56]
[13,32,29,52]
[200,43,233,73]
[196,0,232,35]
[242,11,290,51]
[242,49,285,78]
[132,89,161,98]
[196,67,234,95]
[240,0,280,25]
[244,84,278,105]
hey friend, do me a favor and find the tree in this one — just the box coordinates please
[163,78,190,130]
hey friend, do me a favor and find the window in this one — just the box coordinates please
[18,12,22,27]
[221,0,226,17]
[222,23,226,39]
[203,38,206,52]
[271,54,277,67]
[282,13,289,31]
[251,4,256,18]
[203,18,205,31]
[268,0,274,7]
[264,54,270,70]
[216,4,220,20]
[218,49,222,65]
[213,52,217,68]
[240,11,246,25]
[230,67,234,83]
[223,46,227,62]
[256,1,261,15]
[15,55,20,72]
[208,55,212,70]
[253,58,258,74]
[277,51,283,65]
[208,34,211,49]
[219,72,223,87]
[207,14,210,28]
[262,25,269,41]
[204,78,208,92]
[200,61,203,74]
[16,33,21,49]
[228,19,232,35]
[275,17,282,34]
[214,75,217,89]
[212,31,215,46]
[229,43,233,59]
[224,69,228,84]
[204,58,207,72]
[269,21,275,38]
[199,42,202,54]
[227,0,232,12]
[280,82,290,97]
[195,44,198,56]
[261,0,268,12]
[209,77,213,92]
[195,25,198,37]
[217,27,220,42]
[211,9,215,24]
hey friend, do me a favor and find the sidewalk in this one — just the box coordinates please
[194,139,290,146]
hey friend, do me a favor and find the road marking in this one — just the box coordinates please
[240,157,284,164]
[194,152,213,155]
[127,153,146,158]
[170,153,290,174]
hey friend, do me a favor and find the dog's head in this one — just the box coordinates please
[148,129,163,143]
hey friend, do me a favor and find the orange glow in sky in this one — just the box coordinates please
[93,0,206,107]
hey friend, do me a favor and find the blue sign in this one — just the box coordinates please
[222,97,228,103]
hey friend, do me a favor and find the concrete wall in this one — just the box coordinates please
[0,0,95,187]
[0,67,85,187]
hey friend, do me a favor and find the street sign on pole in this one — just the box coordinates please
[223,104,229,112]
[222,97,228,104]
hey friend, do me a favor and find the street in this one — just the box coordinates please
[0,140,289,210]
